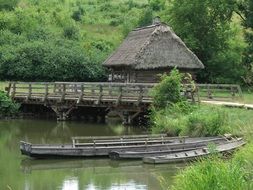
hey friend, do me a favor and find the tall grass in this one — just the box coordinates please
[151,104,229,137]
[171,156,251,190]
[158,105,253,190]
[171,144,253,190]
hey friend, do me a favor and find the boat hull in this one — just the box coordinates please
[20,137,226,158]
[143,139,245,164]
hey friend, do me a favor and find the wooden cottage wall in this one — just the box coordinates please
[134,69,169,83]
[108,68,196,83]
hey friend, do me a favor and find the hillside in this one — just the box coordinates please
[0,0,252,86]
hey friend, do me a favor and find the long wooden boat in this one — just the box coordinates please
[20,135,226,158]
[143,138,245,164]
[108,137,228,160]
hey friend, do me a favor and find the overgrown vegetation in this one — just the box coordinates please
[0,91,19,117]
[151,69,183,109]
[169,141,253,190]
[151,69,228,137]
[0,0,252,86]
[151,69,253,190]
[171,150,253,190]
[151,104,229,137]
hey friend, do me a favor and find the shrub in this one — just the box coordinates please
[0,91,19,117]
[71,6,84,22]
[0,0,19,11]
[151,104,229,137]
[151,68,183,109]
[138,8,153,27]
[151,108,185,136]
[151,101,195,136]
[184,106,228,137]
[0,39,106,81]
[148,0,165,11]
[63,25,80,40]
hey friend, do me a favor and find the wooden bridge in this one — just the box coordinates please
[5,82,242,124]
[6,82,156,124]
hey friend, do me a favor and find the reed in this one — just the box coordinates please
[171,156,250,190]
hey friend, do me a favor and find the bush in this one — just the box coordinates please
[63,25,80,40]
[151,104,229,137]
[148,0,165,11]
[183,106,228,137]
[151,69,183,109]
[0,91,19,117]
[138,8,153,27]
[0,0,19,11]
[0,39,106,81]
[151,101,196,136]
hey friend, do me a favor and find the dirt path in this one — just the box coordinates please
[201,100,253,110]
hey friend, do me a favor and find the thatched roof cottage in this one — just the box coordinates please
[103,18,204,83]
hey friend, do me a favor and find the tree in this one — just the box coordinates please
[148,0,165,11]
[237,0,253,87]
[138,8,153,27]
[0,0,19,11]
[168,0,245,83]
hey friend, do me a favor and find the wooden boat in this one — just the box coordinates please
[109,137,228,160]
[20,135,226,158]
[143,138,245,164]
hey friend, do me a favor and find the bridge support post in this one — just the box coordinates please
[51,106,76,121]
[117,110,141,125]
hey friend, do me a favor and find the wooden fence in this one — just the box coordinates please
[6,82,243,105]
[196,84,243,101]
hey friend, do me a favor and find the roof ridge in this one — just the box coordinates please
[133,23,162,31]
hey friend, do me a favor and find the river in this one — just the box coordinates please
[0,119,183,190]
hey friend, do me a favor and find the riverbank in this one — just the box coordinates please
[155,105,253,189]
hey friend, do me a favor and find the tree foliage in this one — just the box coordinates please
[151,69,183,109]
[0,0,19,11]
[0,0,252,86]
[168,0,246,84]
[238,0,253,87]
[138,8,153,27]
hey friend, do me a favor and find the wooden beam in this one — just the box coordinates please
[77,84,84,104]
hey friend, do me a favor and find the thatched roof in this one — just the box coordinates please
[103,22,204,70]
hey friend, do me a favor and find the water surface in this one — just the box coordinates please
[0,119,183,190]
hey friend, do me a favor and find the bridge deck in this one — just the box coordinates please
[7,82,154,106]
[5,82,242,123]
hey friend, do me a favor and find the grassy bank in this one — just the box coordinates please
[171,145,253,190]
[154,105,253,190]
[152,104,253,138]
[149,71,253,190]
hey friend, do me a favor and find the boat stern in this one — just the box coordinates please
[20,141,32,156]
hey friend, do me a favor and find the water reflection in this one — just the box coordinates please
[0,119,183,190]
[61,178,78,190]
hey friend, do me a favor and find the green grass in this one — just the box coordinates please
[242,92,253,104]
[171,152,253,190]
[152,103,253,138]
[0,82,8,91]
[160,105,253,190]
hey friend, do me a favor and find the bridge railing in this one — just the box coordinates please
[6,82,242,103]
[6,82,156,104]
[196,84,243,101]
